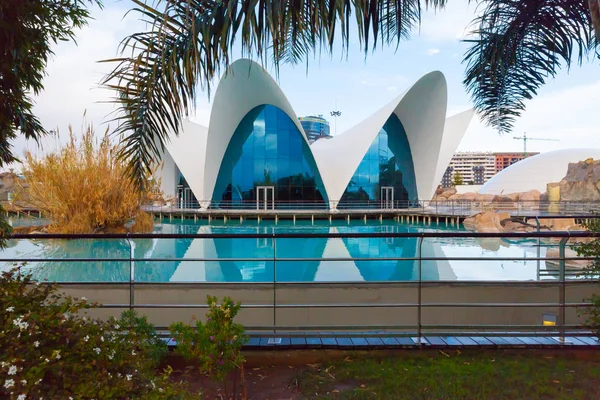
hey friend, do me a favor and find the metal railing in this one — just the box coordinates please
[146,199,600,216]
[4,231,600,343]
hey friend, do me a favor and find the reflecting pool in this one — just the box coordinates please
[0,219,571,283]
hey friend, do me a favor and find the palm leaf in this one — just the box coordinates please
[463,0,597,133]
[102,0,447,188]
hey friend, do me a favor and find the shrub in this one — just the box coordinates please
[170,296,248,399]
[575,218,600,340]
[15,122,156,233]
[115,309,169,366]
[0,268,192,399]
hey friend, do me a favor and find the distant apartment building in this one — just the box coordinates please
[441,151,540,187]
[442,152,496,187]
[299,115,331,143]
[494,152,538,173]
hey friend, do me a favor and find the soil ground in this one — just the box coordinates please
[167,349,600,400]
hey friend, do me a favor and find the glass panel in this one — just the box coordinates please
[212,105,327,208]
[339,114,418,208]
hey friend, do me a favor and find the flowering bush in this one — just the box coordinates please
[0,268,192,399]
[170,295,248,398]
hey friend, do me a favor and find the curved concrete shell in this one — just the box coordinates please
[480,148,600,195]
[156,59,474,208]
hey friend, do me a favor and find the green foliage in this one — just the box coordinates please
[451,172,464,187]
[170,296,248,383]
[0,0,102,164]
[114,310,169,367]
[0,267,191,399]
[463,0,598,133]
[575,218,600,339]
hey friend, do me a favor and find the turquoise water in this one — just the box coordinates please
[0,219,562,283]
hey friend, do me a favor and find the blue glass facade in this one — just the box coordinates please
[212,105,328,206]
[339,114,418,207]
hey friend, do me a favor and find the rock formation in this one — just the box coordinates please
[545,158,600,202]
[462,211,582,233]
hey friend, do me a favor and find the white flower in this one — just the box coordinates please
[21,380,26,385]
[3,379,14,389]
[81,297,87,301]
[93,347,101,354]
[7,365,17,375]
[131,350,136,356]
[84,335,89,342]
[117,373,121,378]
[114,324,120,330]
[126,374,132,381]
[6,306,14,312]
[0,361,6,368]
[12,316,28,331]
[159,388,163,393]
[55,351,61,360]
[100,336,104,342]
[44,358,49,363]
[34,341,39,348]
[36,379,42,385]
[17,394,26,400]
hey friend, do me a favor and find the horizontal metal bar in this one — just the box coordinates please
[91,302,594,309]
[8,230,600,239]
[1,256,596,263]
[152,324,587,332]
[47,279,599,286]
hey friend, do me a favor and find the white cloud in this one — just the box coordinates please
[426,48,441,56]
[419,2,477,42]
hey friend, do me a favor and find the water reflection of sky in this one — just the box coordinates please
[0,219,571,283]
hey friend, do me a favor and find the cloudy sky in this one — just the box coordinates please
[16,0,600,163]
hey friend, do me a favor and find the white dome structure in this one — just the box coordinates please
[157,59,474,209]
[480,148,600,195]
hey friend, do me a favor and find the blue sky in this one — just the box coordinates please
[18,0,600,161]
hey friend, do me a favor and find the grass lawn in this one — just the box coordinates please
[293,350,600,399]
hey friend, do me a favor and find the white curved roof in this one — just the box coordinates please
[156,59,474,207]
[480,148,600,195]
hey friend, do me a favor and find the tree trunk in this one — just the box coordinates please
[240,363,248,400]
[590,0,600,43]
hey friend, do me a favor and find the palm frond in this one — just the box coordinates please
[103,0,447,187]
[463,0,596,133]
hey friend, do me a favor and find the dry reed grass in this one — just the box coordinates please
[16,123,156,233]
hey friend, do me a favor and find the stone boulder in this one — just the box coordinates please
[545,158,600,202]
[545,248,591,270]
[463,211,510,232]
[518,189,542,202]
[439,188,457,199]
[460,192,477,201]
[536,218,582,231]
[474,193,495,202]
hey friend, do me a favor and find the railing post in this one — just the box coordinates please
[558,236,569,343]
[272,235,277,339]
[417,236,424,347]
[535,217,541,281]
[127,237,134,311]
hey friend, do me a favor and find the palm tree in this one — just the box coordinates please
[103,0,599,187]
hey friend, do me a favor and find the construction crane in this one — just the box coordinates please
[513,132,559,157]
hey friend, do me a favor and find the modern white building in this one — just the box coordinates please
[480,148,600,195]
[157,59,474,210]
